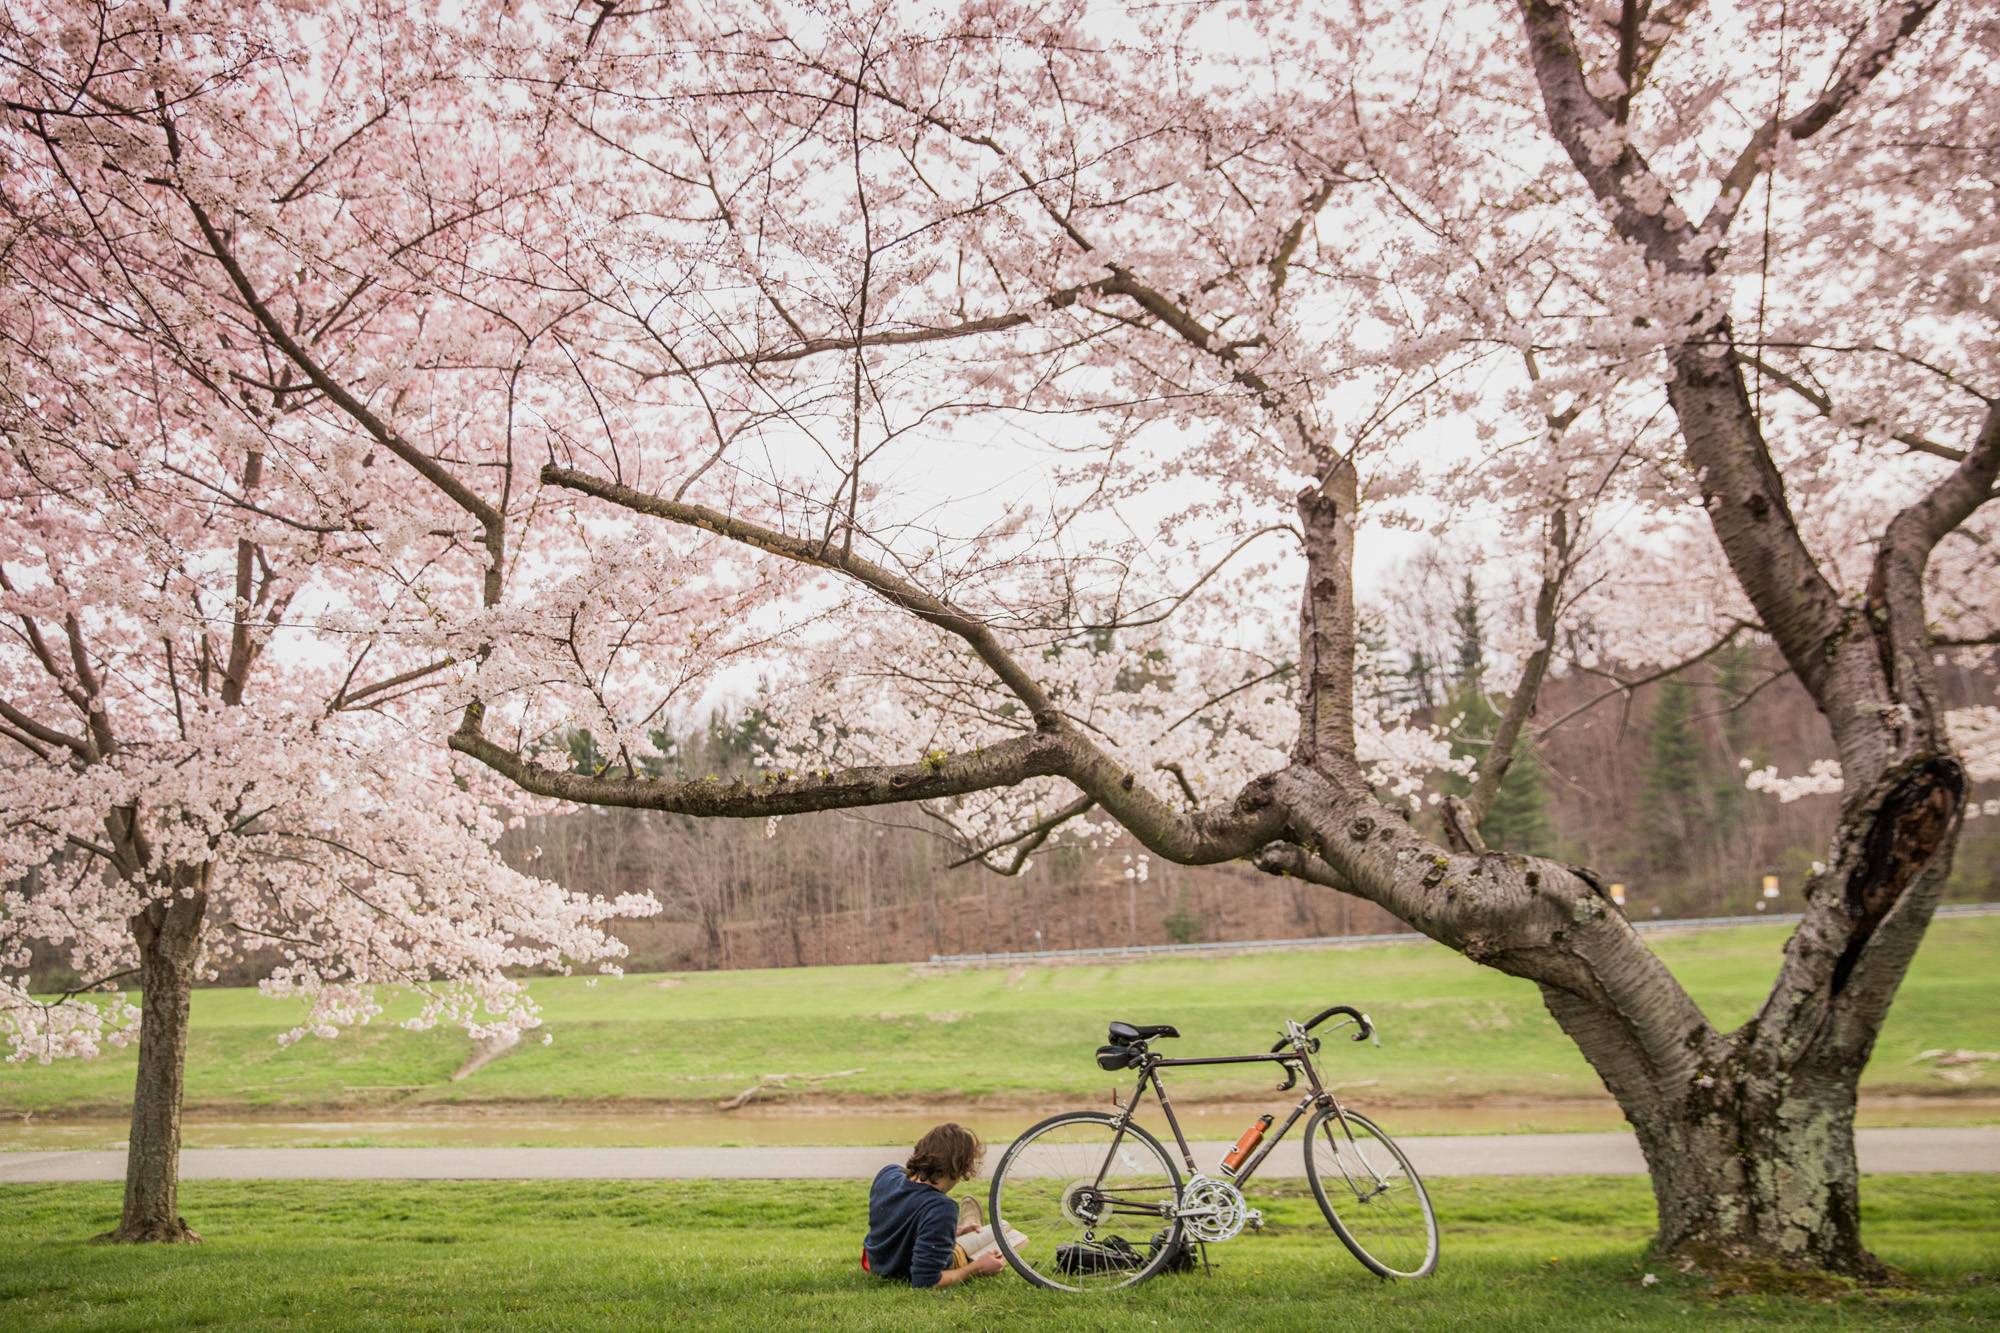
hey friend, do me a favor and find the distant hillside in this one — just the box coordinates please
[503,648,1997,975]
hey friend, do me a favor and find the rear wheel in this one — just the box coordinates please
[988,1111,1186,1291]
[1303,1108,1438,1278]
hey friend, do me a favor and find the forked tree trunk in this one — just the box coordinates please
[99,871,209,1244]
[1273,699,1965,1279]
[1498,6,1991,1273]
[1542,757,1965,1276]
[1553,982,1881,1273]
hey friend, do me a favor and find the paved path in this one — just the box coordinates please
[4,1128,1994,1183]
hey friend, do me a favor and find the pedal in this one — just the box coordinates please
[1245,1209,1265,1232]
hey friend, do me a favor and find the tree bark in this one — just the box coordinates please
[1601,765,1956,1279]
[1629,1047,1873,1274]
[1538,746,1961,1276]
[99,870,209,1245]
[1263,745,1967,1277]
[1293,465,1359,770]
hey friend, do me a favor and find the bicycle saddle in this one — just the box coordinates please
[1107,1021,1180,1045]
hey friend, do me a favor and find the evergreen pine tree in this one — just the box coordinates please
[1439,574,1554,855]
[1482,725,1555,854]
[1404,647,1438,714]
[1452,571,1484,684]
[565,728,606,774]
[1707,644,1757,842]
[1643,678,1708,882]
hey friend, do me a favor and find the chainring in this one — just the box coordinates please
[1177,1174,1247,1243]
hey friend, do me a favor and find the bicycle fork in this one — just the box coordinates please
[1318,1107,1396,1198]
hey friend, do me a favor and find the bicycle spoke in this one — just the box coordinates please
[1305,1110,1438,1279]
[990,1113,1184,1292]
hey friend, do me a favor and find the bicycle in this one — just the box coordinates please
[987,1006,1438,1290]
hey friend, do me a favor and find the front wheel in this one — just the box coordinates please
[988,1111,1186,1291]
[1303,1108,1438,1278]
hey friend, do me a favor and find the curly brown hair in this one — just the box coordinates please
[906,1122,984,1185]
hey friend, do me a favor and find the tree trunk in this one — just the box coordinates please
[1269,744,1964,1280]
[1545,978,1877,1274]
[1550,754,1965,1277]
[1636,1057,1872,1274]
[99,871,209,1244]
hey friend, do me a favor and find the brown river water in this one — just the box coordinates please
[5,1096,1992,1152]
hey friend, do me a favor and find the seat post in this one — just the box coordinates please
[1145,1061,1199,1173]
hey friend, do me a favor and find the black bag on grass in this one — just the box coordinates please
[1053,1232,1200,1277]
[1054,1235,1146,1275]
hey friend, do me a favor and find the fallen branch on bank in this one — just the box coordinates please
[717,1068,866,1111]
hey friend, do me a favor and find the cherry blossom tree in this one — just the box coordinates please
[0,294,655,1242]
[8,0,1995,1278]
[0,2,660,1242]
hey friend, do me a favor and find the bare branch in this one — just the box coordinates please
[945,793,1097,873]
[641,284,1097,380]
[1886,400,2000,559]
[1446,499,1575,850]
[1159,662,1295,737]
[451,720,1064,818]
[1079,526,1293,632]
[1268,176,1342,296]
[330,656,456,712]
[0,720,54,760]
[1705,2,1941,235]
[1534,621,1753,739]
[0,697,89,758]
[1743,354,1965,462]
[542,464,1060,724]
[0,566,90,714]
[1155,761,1200,810]
[1872,400,2000,699]
[37,967,140,1010]
[1251,841,1351,893]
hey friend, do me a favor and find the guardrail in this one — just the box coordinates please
[926,901,2000,966]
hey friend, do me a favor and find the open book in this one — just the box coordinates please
[960,1221,1028,1264]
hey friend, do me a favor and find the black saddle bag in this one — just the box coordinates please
[1095,1044,1139,1071]
[1150,1228,1198,1274]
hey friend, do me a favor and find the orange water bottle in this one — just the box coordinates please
[1220,1114,1274,1175]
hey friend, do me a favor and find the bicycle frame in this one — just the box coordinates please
[993,1013,1439,1286]
[1101,1041,1353,1191]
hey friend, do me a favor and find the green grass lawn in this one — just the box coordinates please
[4,918,1994,1116]
[0,1177,1994,1331]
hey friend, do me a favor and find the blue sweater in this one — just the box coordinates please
[864,1165,960,1288]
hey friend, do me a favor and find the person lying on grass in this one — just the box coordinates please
[862,1122,1007,1288]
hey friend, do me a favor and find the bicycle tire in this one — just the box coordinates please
[988,1110,1186,1292]
[1302,1108,1438,1278]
